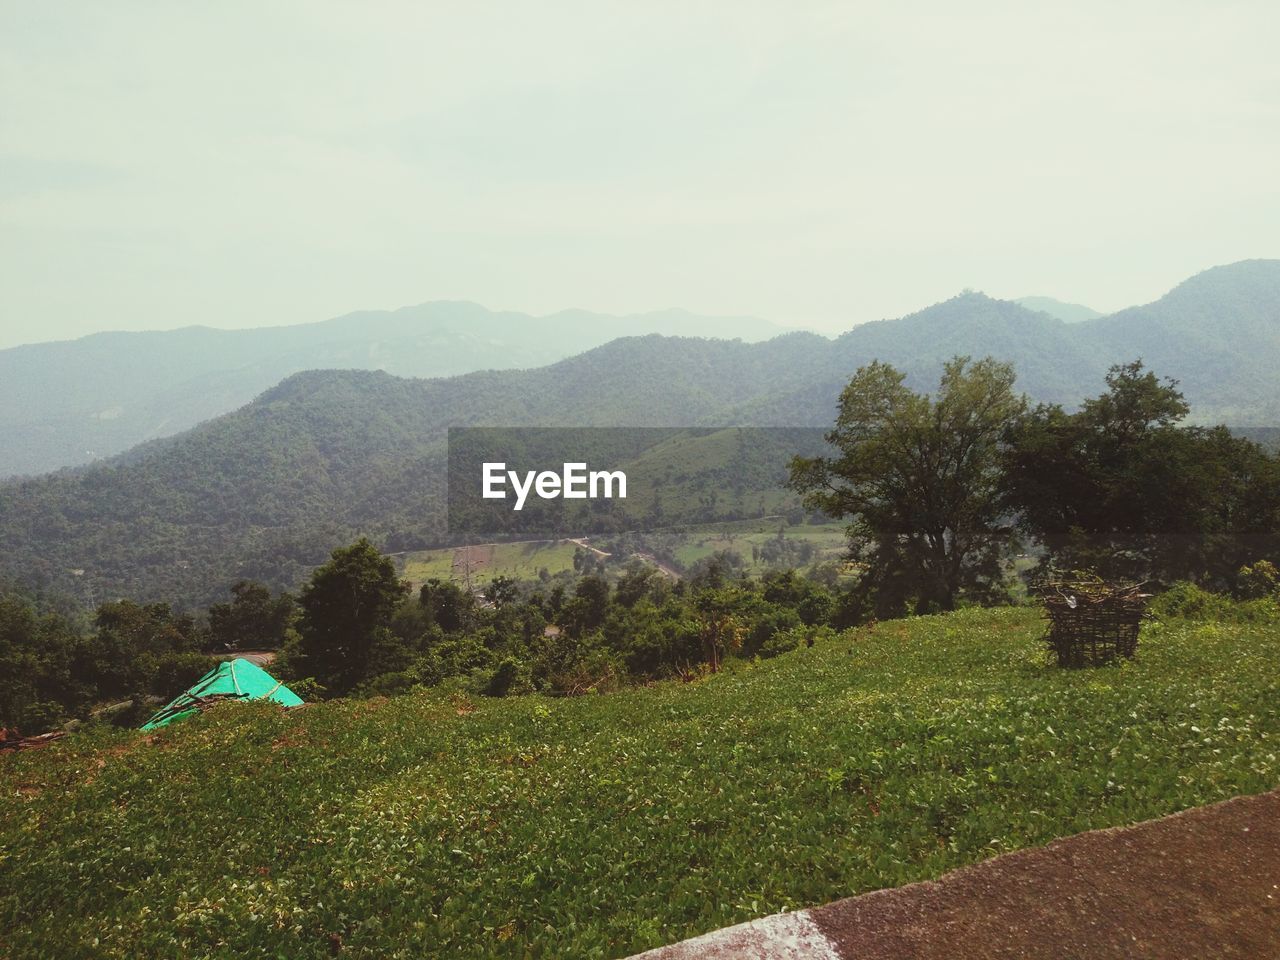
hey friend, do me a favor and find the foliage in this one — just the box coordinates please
[289,539,411,696]
[1002,361,1280,588]
[0,598,89,732]
[1148,582,1279,624]
[689,588,748,673]
[0,595,222,734]
[273,539,846,701]
[207,581,296,651]
[1237,559,1280,600]
[791,356,1026,614]
[2,606,1277,957]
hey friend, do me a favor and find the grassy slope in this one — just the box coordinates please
[2,607,1278,959]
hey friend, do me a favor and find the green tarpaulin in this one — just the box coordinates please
[141,658,303,730]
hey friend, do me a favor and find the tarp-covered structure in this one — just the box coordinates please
[141,658,303,730]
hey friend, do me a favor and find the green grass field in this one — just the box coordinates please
[6,606,1275,959]
[398,547,456,582]
[668,518,848,573]
[399,540,584,586]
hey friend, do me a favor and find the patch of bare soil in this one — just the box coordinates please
[810,788,1280,959]
[453,544,495,582]
[227,650,277,666]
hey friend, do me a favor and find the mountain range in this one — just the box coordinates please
[1,259,1278,608]
[0,304,782,478]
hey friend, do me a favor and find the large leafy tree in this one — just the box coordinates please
[419,578,475,634]
[86,600,202,701]
[207,580,296,651]
[295,538,410,694]
[1002,361,1280,587]
[790,356,1025,615]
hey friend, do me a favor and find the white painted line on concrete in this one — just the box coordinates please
[624,908,843,959]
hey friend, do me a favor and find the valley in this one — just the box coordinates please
[3,260,1280,610]
[394,518,851,590]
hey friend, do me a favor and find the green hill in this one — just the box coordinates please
[0,339,834,607]
[2,605,1277,958]
[1090,260,1280,426]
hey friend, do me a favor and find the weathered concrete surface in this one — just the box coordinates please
[627,910,840,960]
[626,788,1280,959]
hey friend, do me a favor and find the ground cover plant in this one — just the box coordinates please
[2,604,1277,959]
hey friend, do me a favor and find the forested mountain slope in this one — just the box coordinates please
[1089,259,1280,426]
[0,335,833,605]
[0,304,782,478]
[2,261,1278,607]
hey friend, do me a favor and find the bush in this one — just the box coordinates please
[744,604,802,657]
[1150,582,1278,624]
[547,649,622,696]
[484,658,532,697]
[354,670,419,698]
[151,652,219,701]
[285,677,328,701]
[1238,560,1280,600]
[17,700,67,735]
[758,624,836,659]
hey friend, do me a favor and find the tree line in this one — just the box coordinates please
[0,580,297,734]
[4,356,1278,735]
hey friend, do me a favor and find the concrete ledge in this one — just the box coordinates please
[627,909,840,960]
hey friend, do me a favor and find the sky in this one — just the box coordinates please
[2,0,1279,349]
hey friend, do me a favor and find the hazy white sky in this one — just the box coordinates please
[2,0,1278,348]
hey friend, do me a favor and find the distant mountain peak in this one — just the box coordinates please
[1014,296,1102,324]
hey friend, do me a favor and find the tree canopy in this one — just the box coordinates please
[291,538,411,695]
[1002,361,1280,586]
[790,356,1025,614]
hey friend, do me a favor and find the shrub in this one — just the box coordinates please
[16,699,66,735]
[484,658,532,697]
[1150,582,1278,624]
[151,652,218,701]
[1238,560,1280,600]
[758,624,836,659]
[547,649,622,696]
[744,604,802,657]
[285,676,328,701]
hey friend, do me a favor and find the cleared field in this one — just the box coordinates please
[398,521,849,586]
[399,548,455,583]
[669,519,848,573]
[400,539,583,586]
